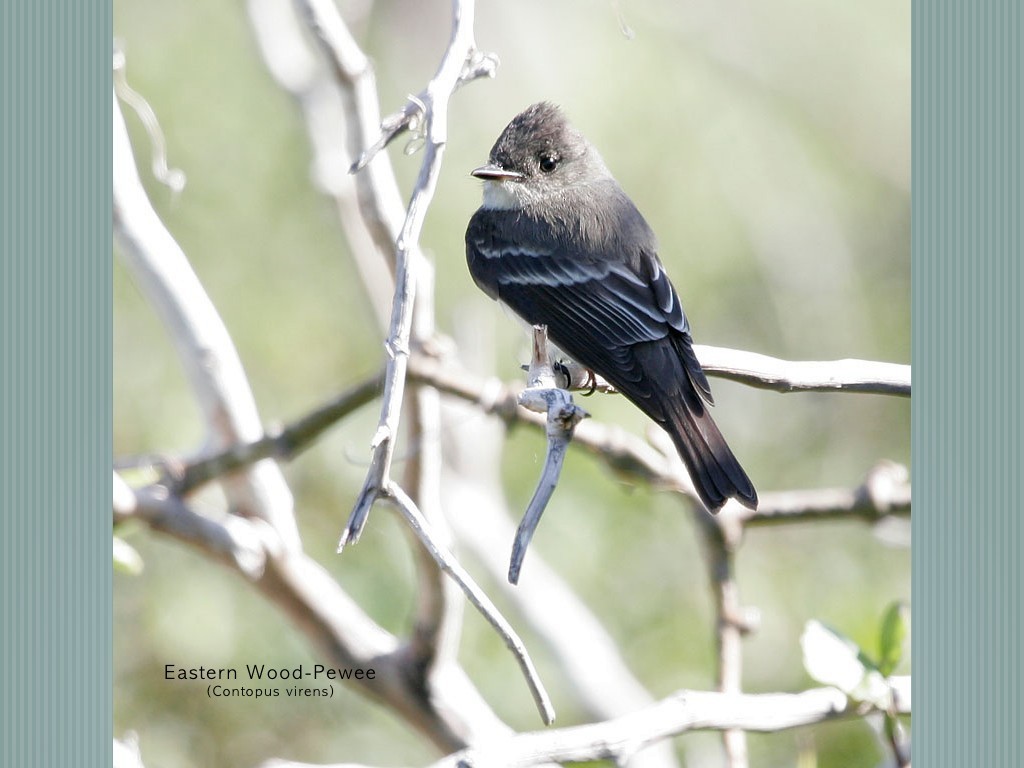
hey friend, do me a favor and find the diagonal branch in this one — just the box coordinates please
[113,84,300,552]
[114,476,516,751]
[300,0,495,550]
[174,374,383,495]
[285,0,500,705]
[156,354,910,532]
[115,53,538,748]
[384,482,556,725]
[349,53,498,173]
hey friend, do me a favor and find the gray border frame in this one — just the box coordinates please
[1,1,112,765]
[1,1,1022,766]
[912,1,1022,766]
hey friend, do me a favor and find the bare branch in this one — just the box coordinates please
[724,460,911,527]
[406,355,911,524]
[249,0,396,331]
[292,0,410,269]
[162,352,909,532]
[442,428,680,768]
[253,0,462,685]
[302,0,493,549]
[114,59,524,751]
[403,264,464,690]
[261,679,911,768]
[696,517,752,768]
[259,677,910,768]
[427,681,911,768]
[116,477,271,579]
[694,345,910,397]
[534,346,910,398]
[174,374,383,494]
[509,326,589,584]
[113,89,300,552]
[349,46,498,172]
[115,476,517,751]
[383,483,556,725]
[439,315,678,768]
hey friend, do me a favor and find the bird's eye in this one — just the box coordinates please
[538,154,559,173]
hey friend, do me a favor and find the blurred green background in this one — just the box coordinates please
[113,0,910,766]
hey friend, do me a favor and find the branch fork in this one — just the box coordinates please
[509,326,590,584]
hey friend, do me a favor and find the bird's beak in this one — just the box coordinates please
[471,163,523,182]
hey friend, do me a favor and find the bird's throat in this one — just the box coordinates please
[480,180,525,210]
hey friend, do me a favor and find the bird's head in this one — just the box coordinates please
[472,102,611,210]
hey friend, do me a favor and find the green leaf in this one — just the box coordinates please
[801,620,889,707]
[878,601,909,676]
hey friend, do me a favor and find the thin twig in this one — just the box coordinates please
[349,46,498,172]
[255,0,462,686]
[384,482,556,725]
[326,0,492,549]
[440,376,680,768]
[115,56,519,751]
[509,326,589,584]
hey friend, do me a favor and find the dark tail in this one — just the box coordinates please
[662,394,758,512]
[626,338,758,511]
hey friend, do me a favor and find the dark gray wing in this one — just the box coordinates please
[465,204,756,510]
[466,211,713,402]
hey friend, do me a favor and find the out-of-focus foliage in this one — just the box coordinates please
[113,1,910,766]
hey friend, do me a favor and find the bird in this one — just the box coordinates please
[464,102,757,511]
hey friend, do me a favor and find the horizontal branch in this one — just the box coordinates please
[406,354,911,521]
[149,352,910,530]
[694,345,910,397]
[261,680,910,768]
[145,339,910,500]
[534,345,910,398]
[731,460,911,527]
[431,681,911,768]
